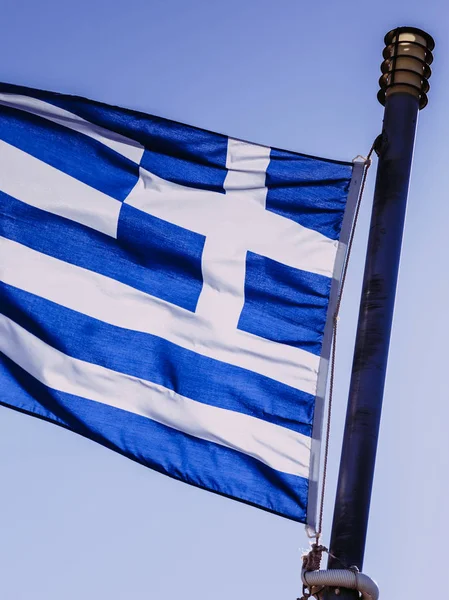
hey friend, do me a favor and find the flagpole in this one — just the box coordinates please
[322,27,434,599]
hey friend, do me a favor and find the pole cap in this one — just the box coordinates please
[378,27,435,109]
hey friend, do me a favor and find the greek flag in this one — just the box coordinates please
[0,82,361,525]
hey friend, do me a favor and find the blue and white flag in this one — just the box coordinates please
[0,82,362,525]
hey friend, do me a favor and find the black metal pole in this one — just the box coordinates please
[322,28,434,599]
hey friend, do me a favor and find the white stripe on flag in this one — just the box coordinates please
[0,314,312,478]
[0,140,121,237]
[0,237,320,395]
[0,93,145,163]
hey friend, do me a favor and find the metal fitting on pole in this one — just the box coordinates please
[378,26,435,109]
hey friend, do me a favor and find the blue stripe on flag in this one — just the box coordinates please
[0,83,228,193]
[266,148,352,240]
[117,203,205,309]
[0,282,314,435]
[0,192,205,312]
[140,148,227,194]
[0,103,139,201]
[0,352,308,522]
[238,251,331,355]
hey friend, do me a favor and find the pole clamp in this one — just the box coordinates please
[301,567,379,600]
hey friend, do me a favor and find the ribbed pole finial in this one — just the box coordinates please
[378,26,435,109]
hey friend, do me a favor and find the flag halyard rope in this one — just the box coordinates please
[314,141,376,546]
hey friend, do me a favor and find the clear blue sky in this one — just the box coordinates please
[1,1,448,598]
